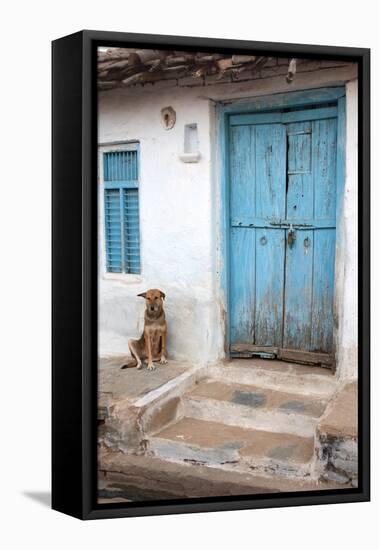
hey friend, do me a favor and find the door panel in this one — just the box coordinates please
[228,105,338,360]
[313,119,338,220]
[229,125,256,344]
[310,118,337,352]
[286,121,313,221]
[283,229,313,350]
[230,123,287,346]
[284,119,314,351]
[311,229,336,352]
[255,124,286,220]
[230,227,256,343]
[230,125,256,220]
[255,228,285,346]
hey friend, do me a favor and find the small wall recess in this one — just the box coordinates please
[179,123,200,163]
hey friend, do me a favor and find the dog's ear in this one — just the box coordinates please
[137,292,147,299]
[159,290,166,300]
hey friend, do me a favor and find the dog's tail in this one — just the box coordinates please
[120,359,138,369]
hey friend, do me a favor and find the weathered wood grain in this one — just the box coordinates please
[228,106,338,359]
[230,344,334,368]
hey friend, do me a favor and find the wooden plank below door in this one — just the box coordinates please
[230,343,335,368]
[231,343,279,354]
[278,348,334,367]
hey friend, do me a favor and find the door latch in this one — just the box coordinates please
[287,224,296,248]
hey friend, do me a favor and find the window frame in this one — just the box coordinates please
[98,141,142,281]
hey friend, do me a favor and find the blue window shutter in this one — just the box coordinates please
[104,189,123,273]
[103,149,141,274]
[123,188,141,274]
[104,150,139,183]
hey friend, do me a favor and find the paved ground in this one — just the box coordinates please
[98,448,342,502]
[99,356,190,401]
[223,358,335,378]
[318,381,358,437]
[98,356,335,403]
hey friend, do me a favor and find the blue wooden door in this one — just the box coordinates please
[229,106,338,358]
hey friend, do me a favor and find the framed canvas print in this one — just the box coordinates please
[52,30,370,520]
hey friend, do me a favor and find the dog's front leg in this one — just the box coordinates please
[146,332,155,371]
[160,331,168,364]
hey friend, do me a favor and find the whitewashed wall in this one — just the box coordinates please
[98,86,218,363]
[335,79,358,380]
[98,62,358,379]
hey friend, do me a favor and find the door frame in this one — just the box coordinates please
[217,86,346,364]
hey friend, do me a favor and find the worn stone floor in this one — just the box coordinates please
[98,447,342,502]
[318,381,358,438]
[188,378,328,417]
[153,416,314,463]
[99,355,189,401]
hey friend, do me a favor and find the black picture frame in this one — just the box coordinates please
[52,30,370,520]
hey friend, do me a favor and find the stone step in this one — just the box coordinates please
[150,417,315,479]
[98,448,343,503]
[316,381,358,486]
[182,378,328,437]
[211,359,337,398]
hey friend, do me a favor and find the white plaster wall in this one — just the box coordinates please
[98,65,358,378]
[336,79,358,380]
[98,86,218,363]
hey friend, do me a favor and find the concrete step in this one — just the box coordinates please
[98,447,343,502]
[211,359,337,397]
[150,417,315,479]
[316,381,358,486]
[182,378,328,437]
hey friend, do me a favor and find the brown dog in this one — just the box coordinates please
[121,289,167,371]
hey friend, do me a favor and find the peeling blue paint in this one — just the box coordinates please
[218,87,346,358]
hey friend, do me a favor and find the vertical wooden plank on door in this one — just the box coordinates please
[311,118,337,352]
[311,229,336,351]
[230,126,255,220]
[286,121,313,221]
[313,119,337,221]
[284,229,314,349]
[255,124,286,346]
[284,121,314,349]
[255,124,286,221]
[230,228,256,343]
[229,125,256,343]
[255,228,285,345]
